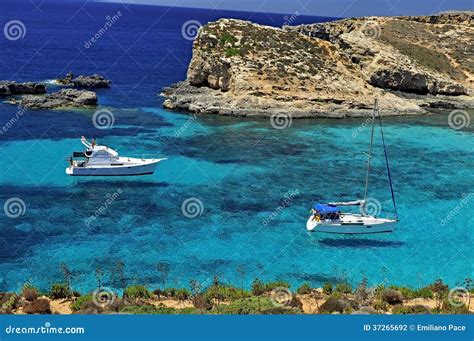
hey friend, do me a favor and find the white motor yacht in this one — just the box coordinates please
[66,137,166,176]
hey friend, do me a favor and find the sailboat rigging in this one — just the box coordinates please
[306,98,398,234]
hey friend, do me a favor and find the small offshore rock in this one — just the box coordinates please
[0,81,46,96]
[56,73,111,88]
[21,89,98,109]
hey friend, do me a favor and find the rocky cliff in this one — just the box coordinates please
[162,13,473,117]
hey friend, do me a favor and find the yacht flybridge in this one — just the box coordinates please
[306,99,398,234]
[66,137,166,176]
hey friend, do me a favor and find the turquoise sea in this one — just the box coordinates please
[0,1,472,293]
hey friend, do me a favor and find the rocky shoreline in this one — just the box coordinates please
[162,13,473,117]
[0,74,110,109]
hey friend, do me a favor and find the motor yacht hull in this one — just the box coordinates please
[66,160,162,176]
[306,215,396,234]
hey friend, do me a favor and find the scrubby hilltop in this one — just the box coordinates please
[162,13,473,117]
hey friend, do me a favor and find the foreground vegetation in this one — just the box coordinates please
[1,276,472,315]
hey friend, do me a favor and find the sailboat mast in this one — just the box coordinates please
[363,98,377,204]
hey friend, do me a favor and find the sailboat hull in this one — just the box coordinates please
[306,215,396,234]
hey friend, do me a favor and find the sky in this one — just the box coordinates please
[99,0,474,17]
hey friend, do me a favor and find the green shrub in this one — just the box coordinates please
[381,289,404,305]
[175,288,191,301]
[323,283,333,295]
[193,293,213,310]
[415,287,434,299]
[23,288,39,301]
[71,294,93,311]
[49,283,71,299]
[123,285,150,300]
[120,305,177,314]
[220,32,238,45]
[206,284,250,301]
[251,279,266,296]
[440,299,469,314]
[297,283,312,295]
[261,306,300,314]
[392,304,430,314]
[319,297,351,314]
[220,297,275,314]
[0,293,20,313]
[265,281,290,292]
[225,48,240,57]
[251,279,290,296]
[335,282,352,294]
[23,298,51,314]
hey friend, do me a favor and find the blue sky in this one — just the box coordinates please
[99,0,473,16]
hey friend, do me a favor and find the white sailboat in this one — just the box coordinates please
[306,99,398,234]
[66,137,166,176]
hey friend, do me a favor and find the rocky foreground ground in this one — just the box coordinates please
[162,13,473,117]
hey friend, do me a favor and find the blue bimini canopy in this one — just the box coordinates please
[313,203,340,214]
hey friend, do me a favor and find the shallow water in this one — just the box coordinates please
[0,1,472,292]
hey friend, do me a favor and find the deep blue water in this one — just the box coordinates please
[0,1,472,293]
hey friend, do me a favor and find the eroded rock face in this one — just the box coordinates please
[162,14,473,117]
[0,81,46,96]
[21,89,97,109]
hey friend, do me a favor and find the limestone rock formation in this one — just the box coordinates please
[162,13,473,117]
